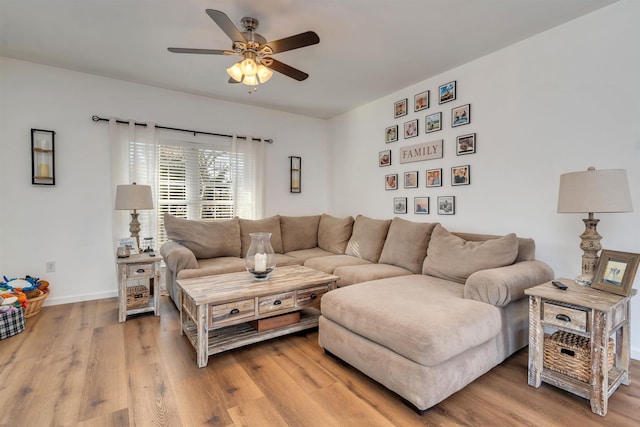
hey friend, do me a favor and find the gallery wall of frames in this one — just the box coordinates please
[380,80,476,216]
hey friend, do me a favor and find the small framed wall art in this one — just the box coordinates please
[385,125,398,143]
[394,197,407,214]
[414,197,429,214]
[31,128,55,185]
[439,81,456,104]
[379,150,391,167]
[404,119,418,139]
[591,249,639,296]
[425,112,442,133]
[452,104,471,127]
[456,133,476,155]
[394,99,408,118]
[385,174,398,190]
[437,196,455,215]
[451,165,470,186]
[414,91,430,112]
[426,168,442,187]
[404,171,418,188]
[289,156,301,193]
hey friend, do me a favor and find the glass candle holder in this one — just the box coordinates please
[245,232,276,280]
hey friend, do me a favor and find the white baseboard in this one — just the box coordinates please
[632,347,639,361]
[43,290,118,306]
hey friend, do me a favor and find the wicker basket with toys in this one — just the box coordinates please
[0,275,51,318]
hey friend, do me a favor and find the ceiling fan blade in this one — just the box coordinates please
[206,9,246,43]
[228,78,240,84]
[168,47,229,55]
[266,31,319,54]
[264,58,309,81]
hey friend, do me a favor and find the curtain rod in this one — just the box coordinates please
[91,115,273,144]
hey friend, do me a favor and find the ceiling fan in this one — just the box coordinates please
[168,9,319,89]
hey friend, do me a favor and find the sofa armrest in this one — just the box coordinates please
[160,242,198,273]
[464,260,554,307]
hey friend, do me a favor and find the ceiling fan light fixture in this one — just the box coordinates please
[242,74,259,86]
[256,64,273,83]
[226,62,244,82]
[240,57,258,76]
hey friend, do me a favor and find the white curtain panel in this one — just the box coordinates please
[232,135,266,219]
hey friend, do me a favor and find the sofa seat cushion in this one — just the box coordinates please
[304,254,371,274]
[273,253,305,267]
[321,275,502,366]
[334,263,412,287]
[285,247,334,263]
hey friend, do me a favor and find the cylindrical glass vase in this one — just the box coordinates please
[245,232,276,280]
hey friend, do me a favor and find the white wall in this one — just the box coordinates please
[328,1,640,358]
[0,57,329,305]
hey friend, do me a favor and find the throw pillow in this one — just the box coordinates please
[239,216,284,255]
[378,218,437,273]
[345,215,391,263]
[163,214,241,259]
[280,215,321,253]
[422,224,519,284]
[318,214,355,254]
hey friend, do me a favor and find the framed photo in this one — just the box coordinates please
[394,197,407,214]
[452,104,471,127]
[426,168,442,187]
[414,90,430,112]
[385,173,398,190]
[456,133,476,155]
[591,250,640,296]
[451,165,470,186]
[385,125,398,143]
[394,99,408,118]
[379,150,391,167]
[439,81,456,104]
[119,237,139,255]
[414,197,429,214]
[404,171,418,188]
[437,196,455,215]
[425,112,442,133]
[404,119,418,139]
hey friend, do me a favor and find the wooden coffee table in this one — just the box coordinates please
[176,265,338,367]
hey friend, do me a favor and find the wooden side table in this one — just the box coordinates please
[525,279,636,416]
[116,253,162,322]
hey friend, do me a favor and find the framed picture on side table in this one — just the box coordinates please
[591,249,640,296]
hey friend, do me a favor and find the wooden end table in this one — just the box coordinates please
[116,253,162,322]
[176,265,338,368]
[525,278,636,416]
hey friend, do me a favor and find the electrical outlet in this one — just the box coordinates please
[46,261,56,273]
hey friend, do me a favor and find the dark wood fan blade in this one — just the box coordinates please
[228,78,240,84]
[264,58,309,81]
[266,31,319,54]
[168,47,228,55]
[206,9,246,43]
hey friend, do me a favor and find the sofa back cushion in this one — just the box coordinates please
[318,214,355,254]
[422,224,519,284]
[164,214,241,259]
[345,215,391,263]
[378,218,437,273]
[280,215,321,253]
[239,216,284,255]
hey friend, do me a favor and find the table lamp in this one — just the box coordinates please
[557,167,633,285]
[115,182,154,248]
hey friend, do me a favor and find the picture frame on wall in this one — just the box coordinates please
[394,99,408,118]
[394,197,408,214]
[452,104,471,127]
[404,119,418,139]
[451,165,470,186]
[425,112,442,133]
[437,196,455,215]
[385,125,398,143]
[404,171,418,188]
[414,197,429,214]
[385,173,398,190]
[426,168,442,187]
[414,90,430,112]
[379,150,391,167]
[439,81,456,104]
[456,133,476,155]
[591,249,639,297]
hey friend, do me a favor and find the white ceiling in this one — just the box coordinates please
[0,0,617,119]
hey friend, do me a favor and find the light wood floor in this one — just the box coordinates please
[1,297,638,427]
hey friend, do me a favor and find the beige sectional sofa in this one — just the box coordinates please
[160,213,554,412]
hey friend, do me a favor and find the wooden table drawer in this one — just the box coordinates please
[258,292,294,314]
[543,301,588,332]
[127,263,154,278]
[210,299,255,326]
[297,285,329,307]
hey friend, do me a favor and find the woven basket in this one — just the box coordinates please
[24,289,49,318]
[127,285,150,309]
[544,330,614,383]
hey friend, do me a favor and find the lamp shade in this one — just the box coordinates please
[557,167,633,213]
[115,183,154,210]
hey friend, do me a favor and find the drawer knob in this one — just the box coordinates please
[230,308,240,315]
[310,293,318,300]
[555,314,571,322]
[274,300,282,306]
[136,268,145,273]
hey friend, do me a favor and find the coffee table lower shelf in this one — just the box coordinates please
[182,308,320,366]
